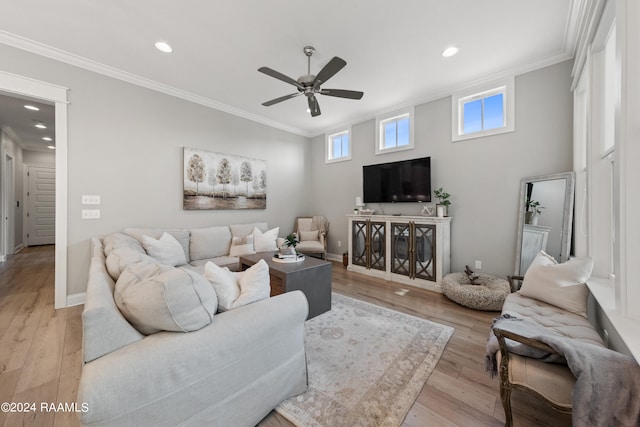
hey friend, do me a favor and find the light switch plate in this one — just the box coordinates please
[82,195,101,205]
[82,209,101,219]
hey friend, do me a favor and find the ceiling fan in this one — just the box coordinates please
[258,46,364,117]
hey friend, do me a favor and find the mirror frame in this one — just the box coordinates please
[514,171,576,276]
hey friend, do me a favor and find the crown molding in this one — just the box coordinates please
[0,31,312,138]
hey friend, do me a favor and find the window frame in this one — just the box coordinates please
[325,127,352,164]
[375,107,414,155]
[451,77,515,142]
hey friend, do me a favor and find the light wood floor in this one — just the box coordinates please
[0,246,570,427]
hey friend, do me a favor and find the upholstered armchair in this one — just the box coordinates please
[293,216,329,259]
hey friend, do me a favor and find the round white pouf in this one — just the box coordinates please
[441,272,510,311]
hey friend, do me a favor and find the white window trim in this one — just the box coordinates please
[451,76,515,142]
[375,107,414,155]
[325,127,352,164]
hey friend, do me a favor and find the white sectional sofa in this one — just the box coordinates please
[77,222,309,427]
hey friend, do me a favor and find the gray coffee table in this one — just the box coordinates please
[239,253,332,319]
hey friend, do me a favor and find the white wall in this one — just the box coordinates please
[0,128,23,253]
[0,43,311,295]
[309,60,574,278]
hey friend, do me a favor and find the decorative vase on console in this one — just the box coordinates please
[434,187,451,217]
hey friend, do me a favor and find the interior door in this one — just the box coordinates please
[26,165,55,246]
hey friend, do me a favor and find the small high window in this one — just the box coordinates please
[326,129,351,163]
[376,108,414,154]
[452,77,514,141]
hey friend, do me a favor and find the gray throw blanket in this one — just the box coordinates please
[486,315,640,427]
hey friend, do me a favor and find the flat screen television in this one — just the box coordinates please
[363,157,431,203]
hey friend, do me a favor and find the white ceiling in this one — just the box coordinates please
[0,0,581,138]
[0,92,55,151]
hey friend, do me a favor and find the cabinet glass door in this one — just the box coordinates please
[369,221,386,271]
[391,223,411,276]
[352,221,367,267]
[414,224,435,281]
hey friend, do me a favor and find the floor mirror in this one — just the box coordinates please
[514,171,576,277]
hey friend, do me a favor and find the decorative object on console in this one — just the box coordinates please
[183,147,267,210]
[434,187,451,217]
[420,205,435,216]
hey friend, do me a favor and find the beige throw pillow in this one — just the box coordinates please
[115,263,218,335]
[519,251,593,317]
[142,232,187,266]
[204,259,270,311]
[299,230,319,241]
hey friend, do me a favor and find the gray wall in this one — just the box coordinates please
[309,60,574,278]
[0,44,311,295]
[0,128,24,251]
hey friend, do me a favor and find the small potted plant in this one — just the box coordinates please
[280,233,299,256]
[342,251,349,267]
[525,199,544,225]
[434,187,451,217]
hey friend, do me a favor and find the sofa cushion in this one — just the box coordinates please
[190,226,232,261]
[229,222,268,239]
[229,235,256,257]
[142,232,188,266]
[124,228,191,262]
[115,263,217,335]
[105,247,160,281]
[204,259,270,311]
[519,251,593,317]
[103,232,144,257]
[253,227,279,252]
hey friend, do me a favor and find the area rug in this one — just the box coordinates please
[276,293,454,427]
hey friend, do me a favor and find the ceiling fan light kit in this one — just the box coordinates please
[258,45,364,117]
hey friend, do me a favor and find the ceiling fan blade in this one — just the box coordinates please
[319,89,364,100]
[258,67,303,90]
[308,95,321,117]
[312,57,346,88]
[261,93,302,106]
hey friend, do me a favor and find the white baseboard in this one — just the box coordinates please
[326,252,341,262]
[0,254,5,262]
[66,292,86,307]
[14,244,24,253]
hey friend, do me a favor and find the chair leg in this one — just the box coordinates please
[501,385,514,427]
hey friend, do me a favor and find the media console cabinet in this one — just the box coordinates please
[347,214,451,293]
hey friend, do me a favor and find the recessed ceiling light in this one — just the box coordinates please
[24,104,40,111]
[35,122,47,129]
[47,145,56,150]
[155,41,173,53]
[442,46,459,58]
[42,136,53,141]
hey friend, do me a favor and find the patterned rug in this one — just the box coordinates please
[276,293,454,427]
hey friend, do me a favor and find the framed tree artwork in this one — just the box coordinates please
[183,147,267,210]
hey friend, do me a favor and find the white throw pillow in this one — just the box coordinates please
[229,235,256,257]
[299,230,319,241]
[115,263,217,335]
[142,232,187,266]
[105,246,159,280]
[204,261,240,309]
[519,251,593,317]
[253,227,279,252]
[204,259,270,311]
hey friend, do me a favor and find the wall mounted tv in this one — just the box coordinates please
[363,157,431,203]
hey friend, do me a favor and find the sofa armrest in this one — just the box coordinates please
[78,291,309,427]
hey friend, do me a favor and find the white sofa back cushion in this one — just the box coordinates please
[124,228,191,262]
[105,246,159,281]
[142,232,188,266]
[230,222,268,239]
[253,227,279,252]
[189,226,232,261]
[115,263,218,335]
